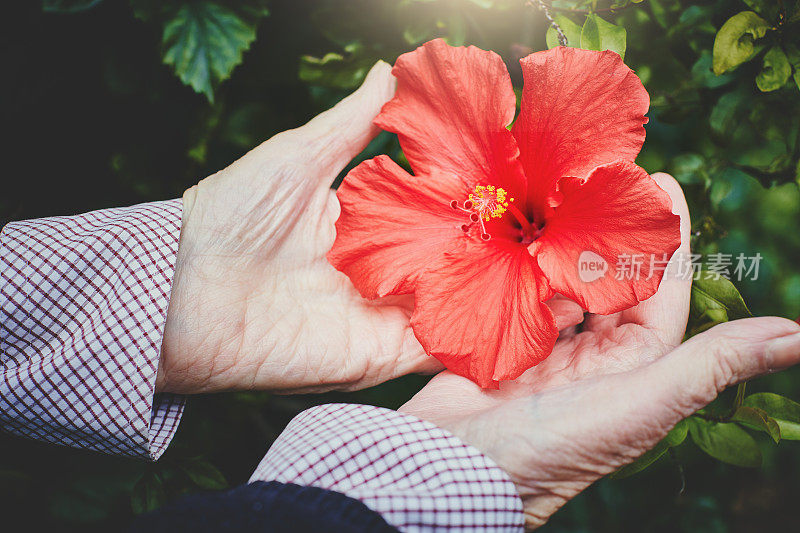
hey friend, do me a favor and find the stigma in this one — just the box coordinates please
[450,185,513,241]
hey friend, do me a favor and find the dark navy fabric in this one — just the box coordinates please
[129,481,399,533]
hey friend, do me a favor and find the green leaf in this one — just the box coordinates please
[670,153,705,184]
[402,18,435,45]
[712,11,770,75]
[580,14,626,59]
[742,0,781,21]
[791,0,800,23]
[610,420,688,479]
[688,418,762,467]
[546,15,583,49]
[709,88,748,137]
[161,1,266,102]
[756,47,792,92]
[180,459,228,490]
[610,441,669,479]
[299,43,377,90]
[664,419,690,447]
[42,0,103,13]
[131,473,166,515]
[743,392,800,440]
[784,45,800,91]
[688,272,752,335]
[692,50,735,89]
[732,406,781,442]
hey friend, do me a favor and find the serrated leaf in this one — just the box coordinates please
[580,14,626,59]
[756,46,791,92]
[546,15,582,49]
[131,473,166,515]
[688,418,762,467]
[743,392,800,440]
[162,1,265,102]
[180,459,228,490]
[732,406,781,442]
[712,11,770,75]
[42,0,103,13]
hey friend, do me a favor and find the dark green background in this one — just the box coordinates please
[2,1,799,531]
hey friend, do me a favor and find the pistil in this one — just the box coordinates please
[506,203,537,238]
[451,184,541,242]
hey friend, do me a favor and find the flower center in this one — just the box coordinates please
[451,185,539,242]
[450,185,511,241]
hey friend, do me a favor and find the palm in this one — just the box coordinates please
[160,63,437,394]
[398,173,697,527]
[237,189,437,393]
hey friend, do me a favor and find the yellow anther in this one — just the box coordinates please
[466,184,509,220]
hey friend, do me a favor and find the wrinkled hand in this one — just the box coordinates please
[400,174,800,529]
[157,63,442,395]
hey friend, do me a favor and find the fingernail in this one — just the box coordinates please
[767,332,800,370]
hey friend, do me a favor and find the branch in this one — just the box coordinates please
[527,0,568,46]
[537,0,636,15]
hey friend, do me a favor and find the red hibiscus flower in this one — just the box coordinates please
[328,39,681,388]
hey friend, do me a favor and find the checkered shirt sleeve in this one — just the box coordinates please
[250,403,524,532]
[0,200,185,460]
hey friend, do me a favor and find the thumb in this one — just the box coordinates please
[214,61,395,196]
[290,60,396,185]
[640,317,800,419]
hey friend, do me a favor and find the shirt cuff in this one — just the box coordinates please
[249,403,524,532]
[1,200,185,459]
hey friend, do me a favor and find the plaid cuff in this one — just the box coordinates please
[1,200,185,460]
[250,403,524,532]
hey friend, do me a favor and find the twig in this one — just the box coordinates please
[538,0,636,15]
[528,0,568,46]
[669,447,687,496]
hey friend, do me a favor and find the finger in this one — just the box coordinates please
[211,61,395,197]
[289,61,397,188]
[637,317,800,419]
[617,172,692,345]
[545,294,585,331]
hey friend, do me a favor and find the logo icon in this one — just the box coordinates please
[578,251,608,282]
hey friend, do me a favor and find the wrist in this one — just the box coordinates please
[157,186,200,394]
[402,399,565,531]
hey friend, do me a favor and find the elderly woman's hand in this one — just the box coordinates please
[156,62,443,395]
[399,174,800,529]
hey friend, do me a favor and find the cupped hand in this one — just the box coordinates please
[400,174,800,529]
[157,62,443,395]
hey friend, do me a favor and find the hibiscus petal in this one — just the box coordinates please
[374,38,527,205]
[328,155,468,299]
[532,160,682,315]
[411,240,557,388]
[513,47,649,216]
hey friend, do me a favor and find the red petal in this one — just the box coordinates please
[513,47,649,216]
[375,39,527,206]
[328,155,468,299]
[532,160,682,315]
[411,240,557,388]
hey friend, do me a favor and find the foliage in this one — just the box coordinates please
[2,0,800,530]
